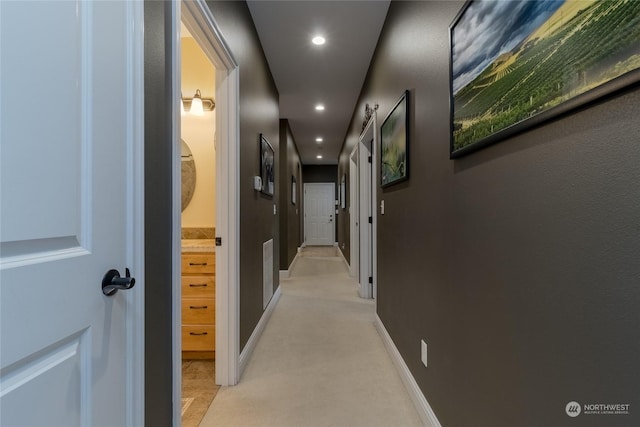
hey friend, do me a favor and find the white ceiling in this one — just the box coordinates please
[247,1,390,165]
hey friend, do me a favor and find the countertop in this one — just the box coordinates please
[182,239,215,252]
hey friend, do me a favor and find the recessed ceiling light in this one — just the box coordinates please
[315,137,323,142]
[312,36,326,46]
[316,155,323,159]
[315,104,325,111]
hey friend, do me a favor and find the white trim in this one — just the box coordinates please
[374,315,442,427]
[170,2,182,426]
[125,1,145,426]
[239,286,282,374]
[370,112,379,303]
[349,146,359,279]
[358,119,373,299]
[338,246,350,271]
[279,251,301,279]
[355,112,379,301]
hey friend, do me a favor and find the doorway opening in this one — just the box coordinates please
[352,113,378,300]
[174,1,240,425]
[179,20,218,427]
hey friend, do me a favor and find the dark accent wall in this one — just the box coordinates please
[302,165,339,242]
[339,2,640,426]
[279,120,302,270]
[303,165,338,185]
[336,163,351,262]
[205,1,280,351]
[144,1,173,425]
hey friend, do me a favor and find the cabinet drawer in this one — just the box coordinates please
[182,325,215,351]
[182,298,215,324]
[182,253,215,274]
[181,276,215,298]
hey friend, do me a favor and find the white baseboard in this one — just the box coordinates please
[338,246,350,271]
[279,251,301,279]
[374,315,442,427]
[239,286,282,376]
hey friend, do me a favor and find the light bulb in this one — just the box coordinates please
[191,89,204,116]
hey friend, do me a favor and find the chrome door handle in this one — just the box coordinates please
[102,268,136,296]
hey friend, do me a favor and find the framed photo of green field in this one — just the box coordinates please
[450,0,640,158]
[381,90,409,188]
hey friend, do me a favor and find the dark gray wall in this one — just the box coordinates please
[339,2,640,426]
[302,165,339,242]
[336,162,350,261]
[279,120,302,270]
[206,1,280,350]
[144,1,173,425]
[303,165,338,185]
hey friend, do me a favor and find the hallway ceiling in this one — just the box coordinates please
[247,1,390,165]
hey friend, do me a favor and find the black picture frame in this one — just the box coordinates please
[381,90,409,188]
[291,175,297,205]
[450,0,640,158]
[260,134,274,196]
[340,174,346,209]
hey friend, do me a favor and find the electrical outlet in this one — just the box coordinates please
[421,340,428,368]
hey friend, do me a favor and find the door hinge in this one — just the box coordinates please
[368,276,373,284]
[215,237,222,246]
[368,216,372,224]
[368,156,372,163]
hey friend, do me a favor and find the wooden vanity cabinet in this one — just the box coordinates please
[181,252,215,358]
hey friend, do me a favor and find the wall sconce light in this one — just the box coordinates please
[182,89,215,115]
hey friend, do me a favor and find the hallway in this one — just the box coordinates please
[199,247,422,426]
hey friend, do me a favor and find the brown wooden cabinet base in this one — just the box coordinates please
[182,250,215,357]
[182,351,215,360]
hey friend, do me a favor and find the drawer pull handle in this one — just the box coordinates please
[189,284,208,287]
[189,305,208,309]
[189,332,208,336]
[189,262,208,266]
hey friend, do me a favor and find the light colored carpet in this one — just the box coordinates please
[199,247,422,427]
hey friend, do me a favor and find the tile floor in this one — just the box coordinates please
[181,359,219,427]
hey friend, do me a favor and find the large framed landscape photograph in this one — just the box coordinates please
[450,0,640,158]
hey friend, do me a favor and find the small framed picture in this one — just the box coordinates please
[260,134,274,196]
[381,90,409,188]
[291,175,297,205]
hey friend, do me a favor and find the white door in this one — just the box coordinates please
[304,183,335,246]
[0,1,144,426]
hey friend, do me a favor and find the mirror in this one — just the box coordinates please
[181,139,196,211]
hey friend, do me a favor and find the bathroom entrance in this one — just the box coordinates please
[176,1,241,425]
[180,21,218,426]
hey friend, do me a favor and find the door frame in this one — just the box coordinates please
[349,147,359,279]
[356,113,378,300]
[127,3,146,425]
[172,2,241,424]
[303,183,336,246]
